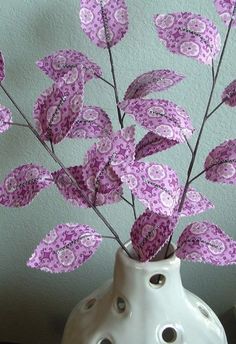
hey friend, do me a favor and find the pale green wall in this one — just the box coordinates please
[0,0,236,343]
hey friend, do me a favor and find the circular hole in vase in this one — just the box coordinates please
[198,305,210,319]
[115,297,126,313]
[84,298,96,310]
[162,327,177,343]
[149,274,166,288]
[98,339,113,344]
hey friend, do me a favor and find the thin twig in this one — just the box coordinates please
[0,83,132,258]
[211,59,215,83]
[49,139,55,154]
[4,121,29,128]
[184,135,194,155]
[131,193,137,220]
[207,99,225,119]
[120,195,133,207]
[100,3,124,129]
[189,169,206,184]
[95,74,114,88]
[102,235,116,240]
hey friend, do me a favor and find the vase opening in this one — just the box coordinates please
[123,241,175,263]
[149,274,166,288]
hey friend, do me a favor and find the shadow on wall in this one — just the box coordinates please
[220,307,236,344]
[0,277,67,344]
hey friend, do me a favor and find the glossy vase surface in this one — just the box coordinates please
[61,242,228,344]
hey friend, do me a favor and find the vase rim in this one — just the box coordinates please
[117,240,180,269]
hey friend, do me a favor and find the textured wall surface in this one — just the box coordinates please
[0,1,236,343]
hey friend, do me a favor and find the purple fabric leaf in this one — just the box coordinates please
[0,52,5,82]
[204,139,236,185]
[131,209,178,262]
[135,132,178,160]
[53,166,122,208]
[124,70,185,100]
[33,66,84,144]
[0,104,12,134]
[176,221,236,265]
[214,0,236,28]
[119,98,194,143]
[178,186,215,217]
[36,49,102,83]
[84,126,136,179]
[27,223,102,273]
[222,79,236,107]
[79,0,129,48]
[121,161,180,217]
[0,164,53,207]
[154,12,221,65]
[67,105,112,139]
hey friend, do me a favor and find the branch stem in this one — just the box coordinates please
[207,99,225,119]
[164,9,235,258]
[0,83,131,258]
[96,74,114,88]
[4,121,29,128]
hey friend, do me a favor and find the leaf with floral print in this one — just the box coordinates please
[0,164,53,208]
[0,52,5,81]
[36,49,102,83]
[53,166,122,208]
[222,79,236,107]
[214,0,236,28]
[33,66,84,144]
[176,221,236,265]
[68,105,112,139]
[79,0,129,48]
[154,12,221,65]
[204,139,236,185]
[83,126,136,184]
[27,223,102,273]
[131,209,178,262]
[135,132,178,160]
[119,98,194,143]
[0,104,12,134]
[178,186,215,217]
[121,161,180,217]
[124,70,184,100]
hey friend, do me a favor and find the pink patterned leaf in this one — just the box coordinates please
[27,223,102,273]
[0,52,5,81]
[135,132,178,160]
[154,12,221,65]
[119,99,194,143]
[0,164,53,207]
[79,0,129,48]
[124,70,184,100]
[0,104,12,134]
[204,139,236,185]
[222,79,236,107]
[84,126,136,182]
[36,49,102,83]
[178,186,214,217]
[121,161,180,217]
[53,166,122,208]
[131,210,178,262]
[176,221,236,265]
[214,0,236,28]
[68,105,112,139]
[33,66,84,144]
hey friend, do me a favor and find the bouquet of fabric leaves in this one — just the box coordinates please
[0,0,236,273]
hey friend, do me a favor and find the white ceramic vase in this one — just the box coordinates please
[61,242,228,344]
